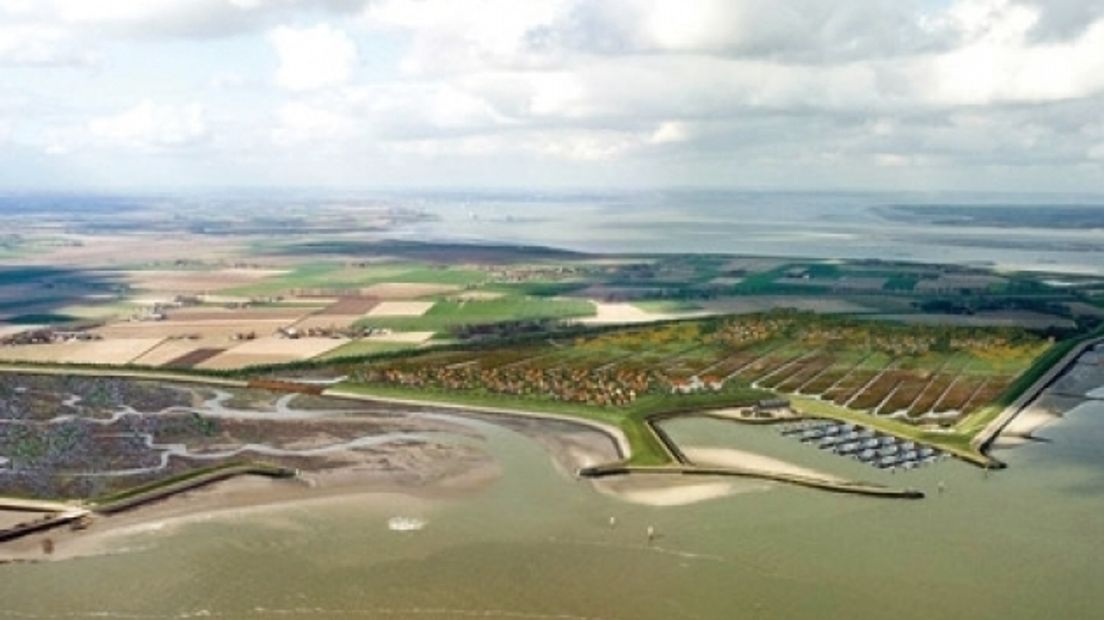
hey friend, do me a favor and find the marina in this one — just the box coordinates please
[781,420,945,470]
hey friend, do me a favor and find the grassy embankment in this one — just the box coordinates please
[955,326,1104,443]
[331,381,771,466]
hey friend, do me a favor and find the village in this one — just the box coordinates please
[343,311,1051,431]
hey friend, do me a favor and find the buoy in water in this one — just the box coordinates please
[608,516,617,528]
[646,525,655,542]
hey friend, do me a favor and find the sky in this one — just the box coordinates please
[1,0,1103,193]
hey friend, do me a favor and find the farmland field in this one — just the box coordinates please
[357,296,596,332]
[225,262,487,297]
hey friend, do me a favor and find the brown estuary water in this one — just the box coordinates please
[2,394,1104,618]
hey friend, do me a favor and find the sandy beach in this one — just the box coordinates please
[593,473,768,506]
[993,344,1104,450]
[682,446,846,483]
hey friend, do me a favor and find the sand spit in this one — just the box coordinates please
[990,395,1079,448]
[593,474,765,507]
[682,447,846,483]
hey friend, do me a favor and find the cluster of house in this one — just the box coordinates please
[358,364,657,407]
[798,325,938,356]
[277,325,383,340]
[783,420,942,470]
[129,295,206,322]
[479,264,588,283]
[0,329,101,346]
[668,374,725,394]
[799,324,1017,357]
[752,398,791,415]
[712,316,792,347]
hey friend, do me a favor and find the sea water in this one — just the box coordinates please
[2,394,1103,619]
[405,191,1104,274]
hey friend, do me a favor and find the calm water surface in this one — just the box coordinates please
[2,397,1103,619]
[403,191,1104,274]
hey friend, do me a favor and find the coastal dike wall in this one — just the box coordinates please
[975,335,1104,454]
[579,463,924,499]
[93,464,296,515]
[0,510,89,543]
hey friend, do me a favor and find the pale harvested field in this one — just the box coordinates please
[363,331,435,344]
[580,302,702,325]
[0,343,72,363]
[194,294,258,306]
[290,314,364,330]
[0,325,34,338]
[92,320,291,340]
[360,283,459,299]
[23,234,242,267]
[121,268,287,293]
[0,338,163,365]
[365,301,436,317]
[128,295,177,307]
[316,297,380,315]
[197,336,347,370]
[166,307,310,322]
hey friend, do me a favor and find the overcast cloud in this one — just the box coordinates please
[0,0,1102,191]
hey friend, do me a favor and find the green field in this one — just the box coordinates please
[315,339,421,360]
[227,261,488,296]
[632,300,704,313]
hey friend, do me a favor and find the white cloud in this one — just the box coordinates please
[269,24,357,91]
[0,24,92,65]
[534,130,641,161]
[270,101,352,145]
[390,128,648,162]
[88,100,208,150]
[363,0,568,74]
[921,2,1104,104]
[649,121,690,145]
[4,0,1104,189]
